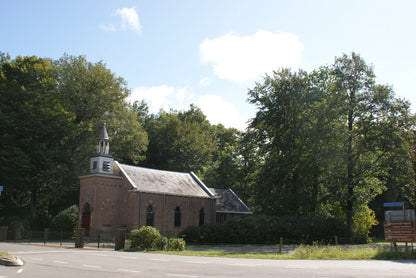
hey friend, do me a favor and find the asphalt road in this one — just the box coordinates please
[2,242,416,278]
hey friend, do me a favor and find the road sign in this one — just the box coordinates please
[383,202,404,207]
[384,221,416,242]
[0,185,3,196]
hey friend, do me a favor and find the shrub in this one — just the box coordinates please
[353,205,378,243]
[130,226,162,250]
[179,226,201,243]
[50,205,79,232]
[165,238,185,251]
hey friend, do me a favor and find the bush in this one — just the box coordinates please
[165,238,185,251]
[130,226,162,250]
[50,205,79,232]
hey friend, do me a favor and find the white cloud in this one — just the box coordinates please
[200,30,303,82]
[127,85,193,113]
[114,7,142,35]
[197,94,248,130]
[199,77,212,87]
[100,7,142,35]
[127,86,248,130]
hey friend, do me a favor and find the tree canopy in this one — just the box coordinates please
[247,53,415,241]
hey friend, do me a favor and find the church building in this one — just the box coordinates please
[78,125,251,237]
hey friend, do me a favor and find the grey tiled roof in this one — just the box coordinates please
[209,188,251,214]
[117,162,214,198]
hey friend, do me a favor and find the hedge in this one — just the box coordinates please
[180,215,347,244]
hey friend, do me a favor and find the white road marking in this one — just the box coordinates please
[93,254,109,257]
[29,257,43,261]
[53,260,68,264]
[286,264,319,269]
[119,256,137,259]
[151,258,170,262]
[184,261,209,264]
[118,269,142,273]
[82,264,101,269]
[166,274,199,278]
[228,263,260,267]
[17,269,23,273]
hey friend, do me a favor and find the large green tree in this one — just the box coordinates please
[330,53,414,240]
[142,105,214,173]
[0,54,148,228]
[0,54,75,226]
[247,53,414,241]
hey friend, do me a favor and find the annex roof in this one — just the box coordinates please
[117,162,215,198]
[209,188,251,214]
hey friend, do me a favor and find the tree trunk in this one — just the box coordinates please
[346,91,355,243]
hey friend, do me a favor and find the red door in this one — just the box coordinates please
[81,213,90,236]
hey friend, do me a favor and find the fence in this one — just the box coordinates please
[2,227,120,249]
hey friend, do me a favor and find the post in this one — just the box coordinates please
[60,231,63,247]
[279,237,283,254]
[75,228,85,248]
[335,235,338,245]
[115,229,126,251]
[97,232,101,249]
[43,228,49,245]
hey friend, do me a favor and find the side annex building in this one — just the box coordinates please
[78,125,251,236]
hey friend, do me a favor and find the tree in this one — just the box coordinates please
[0,53,148,228]
[0,54,75,226]
[330,53,414,241]
[246,53,415,241]
[202,124,243,189]
[142,105,214,173]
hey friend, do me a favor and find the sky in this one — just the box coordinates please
[1,0,415,130]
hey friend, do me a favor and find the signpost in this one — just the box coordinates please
[384,221,416,242]
[383,202,416,247]
[0,185,3,196]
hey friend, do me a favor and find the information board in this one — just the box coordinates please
[384,221,416,242]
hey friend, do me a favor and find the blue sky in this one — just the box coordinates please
[2,0,415,129]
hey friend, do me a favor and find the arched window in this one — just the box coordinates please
[174,206,181,227]
[199,208,205,226]
[146,205,154,226]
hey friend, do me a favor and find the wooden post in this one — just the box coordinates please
[279,237,283,254]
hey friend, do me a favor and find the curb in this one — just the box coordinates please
[0,256,24,266]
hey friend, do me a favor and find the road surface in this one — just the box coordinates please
[1,242,416,277]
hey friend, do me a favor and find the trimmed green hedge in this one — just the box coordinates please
[180,215,347,244]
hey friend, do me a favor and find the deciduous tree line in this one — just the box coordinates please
[0,52,414,241]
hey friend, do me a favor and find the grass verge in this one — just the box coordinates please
[147,245,416,260]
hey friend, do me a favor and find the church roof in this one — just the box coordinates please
[209,188,251,214]
[117,162,215,198]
